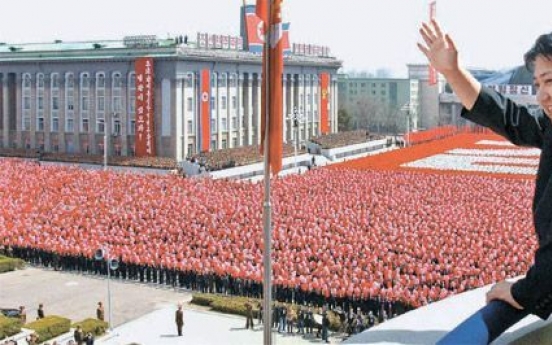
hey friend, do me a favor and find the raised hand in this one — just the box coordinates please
[417,19,459,76]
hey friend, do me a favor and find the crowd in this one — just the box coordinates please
[188,143,297,172]
[0,148,177,170]
[310,130,382,149]
[0,158,536,318]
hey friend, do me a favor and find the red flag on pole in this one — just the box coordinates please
[428,1,438,86]
[259,0,284,175]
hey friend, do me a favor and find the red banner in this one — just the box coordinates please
[245,3,265,53]
[259,0,284,175]
[200,69,211,152]
[428,1,438,86]
[320,73,330,134]
[135,57,156,157]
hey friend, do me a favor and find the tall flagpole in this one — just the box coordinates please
[262,1,273,344]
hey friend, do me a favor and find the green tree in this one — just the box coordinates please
[338,108,352,131]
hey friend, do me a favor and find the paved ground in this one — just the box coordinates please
[0,267,345,344]
[0,267,188,327]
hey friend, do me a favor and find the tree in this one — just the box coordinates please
[338,108,352,131]
[352,96,389,133]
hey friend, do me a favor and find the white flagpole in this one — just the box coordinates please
[262,1,273,345]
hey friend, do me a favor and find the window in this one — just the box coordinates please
[128,72,136,132]
[52,97,59,110]
[37,118,44,131]
[23,97,31,110]
[221,96,227,110]
[81,73,90,132]
[211,139,216,149]
[37,73,45,88]
[23,118,31,131]
[232,137,238,148]
[97,73,105,88]
[229,74,237,88]
[232,96,237,110]
[96,73,106,116]
[113,119,121,135]
[51,118,59,132]
[112,72,122,113]
[219,73,227,88]
[185,73,194,88]
[66,118,74,132]
[211,119,216,133]
[23,74,31,88]
[97,118,105,133]
[187,143,194,156]
[187,97,193,112]
[81,119,89,133]
[222,139,227,149]
[222,118,227,131]
[187,120,193,134]
[129,119,135,135]
[232,117,237,130]
[210,96,216,110]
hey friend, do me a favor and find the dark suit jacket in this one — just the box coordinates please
[175,309,184,325]
[462,87,552,319]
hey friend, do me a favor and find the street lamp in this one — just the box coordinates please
[95,247,118,331]
[286,106,305,169]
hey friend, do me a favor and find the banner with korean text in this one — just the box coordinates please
[200,69,211,152]
[320,72,330,134]
[135,57,156,156]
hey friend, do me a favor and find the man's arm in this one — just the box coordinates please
[418,20,481,110]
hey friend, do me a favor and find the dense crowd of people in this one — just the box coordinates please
[310,130,382,149]
[0,158,536,318]
[0,148,177,170]
[189,143,298,172]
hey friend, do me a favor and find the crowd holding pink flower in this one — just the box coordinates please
[0,158,536,312]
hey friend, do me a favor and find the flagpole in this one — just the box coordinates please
[262,1,273,344]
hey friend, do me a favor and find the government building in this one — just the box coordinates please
[0,3,341,161]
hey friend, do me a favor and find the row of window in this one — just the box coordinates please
[21,72,135,134]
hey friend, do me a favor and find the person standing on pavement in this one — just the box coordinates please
[175,304,184,336]
[73,325,84,345]
[96,302,104,321]
[37,303,45,319]
[245,300,254,329]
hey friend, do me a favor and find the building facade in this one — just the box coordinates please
[0,36,341,161]
[338,74,419,134]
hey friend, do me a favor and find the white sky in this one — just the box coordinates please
[2,0,550,77]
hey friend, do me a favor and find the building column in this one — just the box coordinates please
[120,76,128,157]
[256,74,262,145]
[303,75,310,141]
[176,77,183,162]
[247,74,253,146]
[289,74,297,143]
[282,75,287,143]
[298,74,305,142]
[2,74,8,148]
[237,73,243,147]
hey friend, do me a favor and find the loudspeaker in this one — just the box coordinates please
[94,248,104,261]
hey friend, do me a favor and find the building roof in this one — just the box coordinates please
[0,36,342,68]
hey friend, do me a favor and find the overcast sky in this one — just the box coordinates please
[2,0,550,77]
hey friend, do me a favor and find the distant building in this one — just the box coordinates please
[439,66,537,126]
[0,5,341,161]
[337,74,419,134]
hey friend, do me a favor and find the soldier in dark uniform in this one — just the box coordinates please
[175,304,184,336]
[245,300,254,329]
[37,303,45,319]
